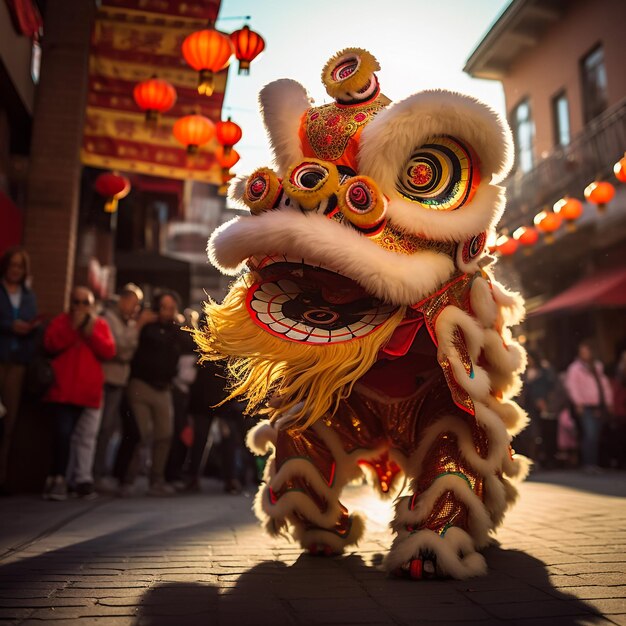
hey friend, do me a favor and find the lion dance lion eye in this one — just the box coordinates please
[283,159,340,210]
[243,168,282,215]
[395,136,481,211]
[337,176,387,235]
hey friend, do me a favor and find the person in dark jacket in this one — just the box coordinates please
[122,290,184,496]
[43,286,115,500]
[522,351,559,468]
[0,247,39,491]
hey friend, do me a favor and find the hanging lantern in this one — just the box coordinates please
[613,153,626,183]
[495,234,518,256]
[94,172,130,213]
[512,225,539,246]
[182,26,234,96]
[584,180,615,213]
[534,210,562,244]
[553,196,583,231]
[215,146,241,177]
[218,171,235,196]
[173,114,215,154]
[230,25,265,75]
[133,77,177,123]
[215,117,243,156]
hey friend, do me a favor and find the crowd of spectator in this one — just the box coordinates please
[0,246,257,500]
[519,340,626,472]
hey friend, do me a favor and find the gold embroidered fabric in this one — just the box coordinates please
[303,100,386,161]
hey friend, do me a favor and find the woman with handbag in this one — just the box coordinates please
[0,247,39,493]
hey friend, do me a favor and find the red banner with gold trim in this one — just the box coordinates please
[82,0,226,184]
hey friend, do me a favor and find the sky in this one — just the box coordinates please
[217,0,512,182]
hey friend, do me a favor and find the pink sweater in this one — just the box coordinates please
[565,359,613,409]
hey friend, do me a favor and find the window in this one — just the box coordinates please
[581,45,608,123]
[510,99,534,172]
[552,91,570,147]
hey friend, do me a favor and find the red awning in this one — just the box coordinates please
[531,267,626,315]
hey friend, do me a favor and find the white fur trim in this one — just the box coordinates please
[269,457,342,500]
[470,277,498,328]
[486,396,529,436]
[259,79,310,175]
[359,89,513,187]
[502,476,521,506]
[435,305,491,402]
[385,527,487,579]
[384,183,506,243]
[435,305,484,361]
[491,279,525,327]
[257,482,343,529]
[483,473,507,527]
[293,513,366,553]
[502,453,532,481]
[208,209,455,306]
[483,330,527,398]
[246,420,277,455]
[227,175,251,211]
[405,417,507,489]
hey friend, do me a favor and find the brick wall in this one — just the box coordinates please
[23,0,96,316]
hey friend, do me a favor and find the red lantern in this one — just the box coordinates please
[215,117,243,156]
[182,27,234,96]
[173,114,215,154]
[215,146,241,175]
[553,196,583,231]
[230,25,265,75]
[496,234,518,256]
[534,210,562,244]
[94,172,130,213]
[613,153,626,183]
[584,180,615,213]
[512,225,539,246]
[133,77,177,123]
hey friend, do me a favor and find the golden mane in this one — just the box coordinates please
[192,275,406,431]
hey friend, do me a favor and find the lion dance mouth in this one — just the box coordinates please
[194,263,407,430]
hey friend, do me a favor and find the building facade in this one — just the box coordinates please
[465,0,626,370]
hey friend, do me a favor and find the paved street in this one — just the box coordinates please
[0,471,625,625]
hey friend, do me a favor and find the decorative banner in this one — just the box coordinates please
[81,0,226,184]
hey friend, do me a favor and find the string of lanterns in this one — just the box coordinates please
[95,18,264,212]
[495,153,625,256]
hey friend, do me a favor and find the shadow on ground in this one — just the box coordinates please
[136,548,606,626]
[0,508,608,626]
[528,469,626,497]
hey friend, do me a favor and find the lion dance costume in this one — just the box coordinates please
[195,49,529,580]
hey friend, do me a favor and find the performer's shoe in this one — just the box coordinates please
[392,551,440,580]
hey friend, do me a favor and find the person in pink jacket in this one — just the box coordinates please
[43,286,115,499]
[564,340,613,471]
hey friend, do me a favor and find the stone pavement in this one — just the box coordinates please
[0,471,625,626]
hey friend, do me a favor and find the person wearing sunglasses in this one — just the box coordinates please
[42,286,115,500]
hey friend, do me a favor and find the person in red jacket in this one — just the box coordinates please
[43,286,115,500]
